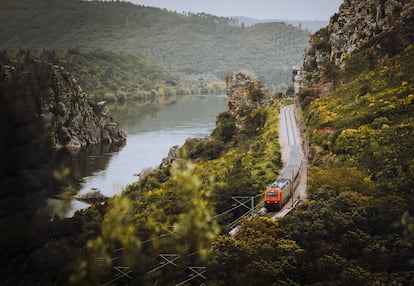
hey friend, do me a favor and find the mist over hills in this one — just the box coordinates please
[0,0,309,91]
[233,16,328,33]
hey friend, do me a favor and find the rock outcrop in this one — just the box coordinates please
[329,0,414,65]
[1,62,126,150]
[161,145,180,167]
[301,0,414,88]
[75,187,108,203]
[226,72,272,117]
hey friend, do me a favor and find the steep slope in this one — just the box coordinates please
[286,0,414,284]
[0,0,309,90]
[302,0,414,87]
[0,51,128,286]
[0,58,126,150]
[300,0,414,192]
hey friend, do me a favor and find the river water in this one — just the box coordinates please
[47,95,227,217]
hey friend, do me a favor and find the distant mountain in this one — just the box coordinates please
[233,16,328,33]
[0,0,309,91]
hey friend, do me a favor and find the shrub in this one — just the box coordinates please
[344,50,376,80]
[313,27,331,53]
[298,88,317,110]
[182,138,224,160]
[212,112,237,143]
[358,84,372,96]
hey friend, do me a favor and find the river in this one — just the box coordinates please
[47,95,227,217]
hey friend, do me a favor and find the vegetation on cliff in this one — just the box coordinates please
[289,44,414,284]
[284,1,414,282]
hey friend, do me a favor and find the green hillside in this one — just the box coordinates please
[300,44,414,194]
[286,42,414,284]
[199,18,414,285]
[0,49,226,102]
[0,0,309,91]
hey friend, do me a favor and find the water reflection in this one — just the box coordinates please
[47,141,126,217]
[49,95,227,217]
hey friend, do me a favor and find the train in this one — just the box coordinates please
[264,144,302,211]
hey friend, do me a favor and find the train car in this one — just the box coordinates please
[264,178,291,211]
[264,145,302,211]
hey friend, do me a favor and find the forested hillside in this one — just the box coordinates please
[204,0,414,284]
[0,50,225,102]
[285,0,414,283]
[0,0,309,91]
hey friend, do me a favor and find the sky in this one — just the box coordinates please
[129,0,343,21]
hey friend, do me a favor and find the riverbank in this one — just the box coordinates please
[48,94,227,217]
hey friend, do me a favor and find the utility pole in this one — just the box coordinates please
[231,196,255,216]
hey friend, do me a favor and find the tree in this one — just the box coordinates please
[208,218,303,285]
[71,195,142,285]
[212,112,237,143]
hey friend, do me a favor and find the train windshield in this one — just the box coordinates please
[266,192,278,197]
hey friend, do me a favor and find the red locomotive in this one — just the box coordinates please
[264,145,302,211]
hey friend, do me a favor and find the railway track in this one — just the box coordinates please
[269,105,303,218]
[283,104,297,146]
[230,105,305,234]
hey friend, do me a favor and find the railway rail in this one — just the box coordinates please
[229,104,307,236]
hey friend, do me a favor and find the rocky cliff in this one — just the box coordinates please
[226,72,273,117]
[301,0,414,88]
[0,61,126,150]
[330,0,414,65]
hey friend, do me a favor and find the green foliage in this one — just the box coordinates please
[1,49,225,102]
[248,82,266,103]
[169,165,220,258]
[182,137,225,160]
[239,109,267,138]
[344,49,377,80]
[321,58,340,85]
[297,87,317,110]
[312,27,331,53]
[211,111,237,143]
[292,40,414,284]
[71,195,142,285]
[207,218,303,285]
